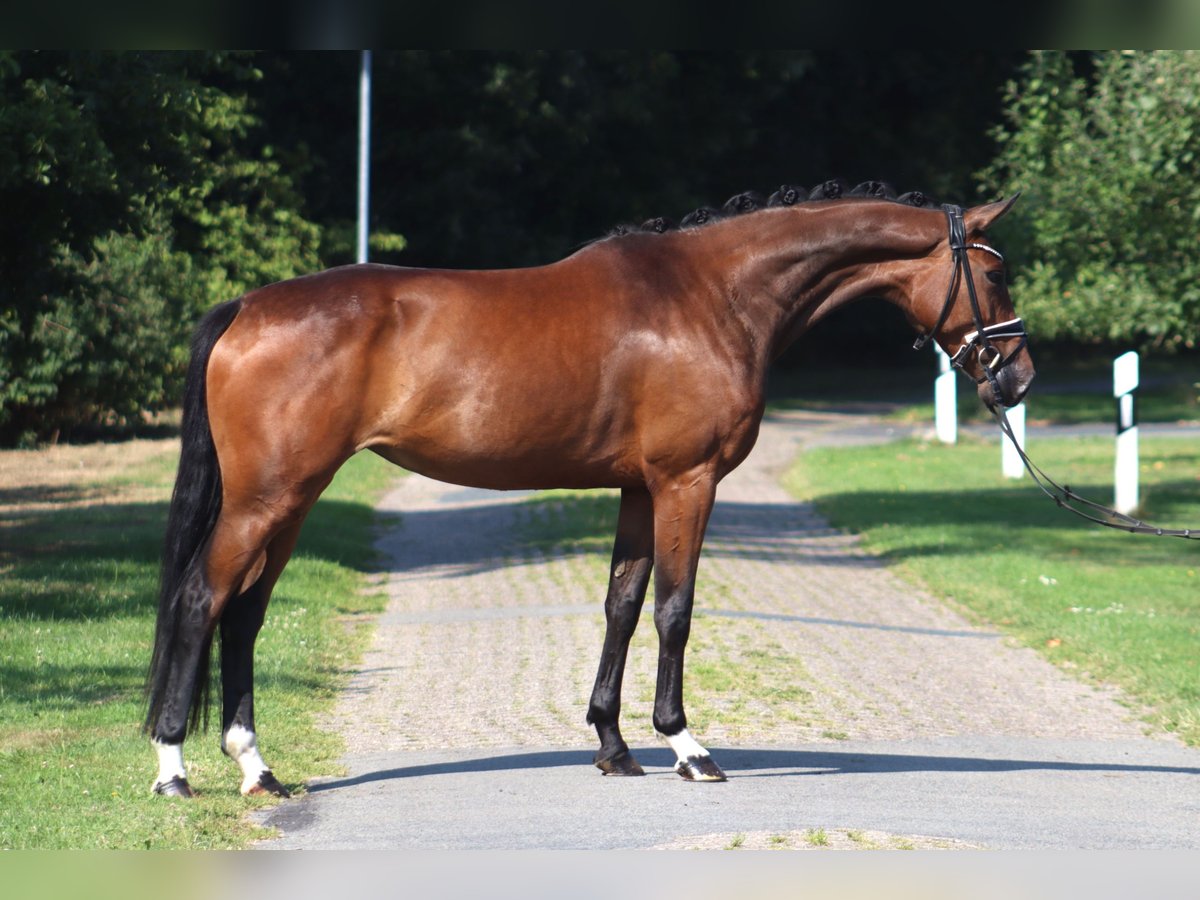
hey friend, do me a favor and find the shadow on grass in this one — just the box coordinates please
[0,483,110,508]
[0,493,381,622]
[0,661,147,710]
[0,662,348,714]
[812,478,1200,565]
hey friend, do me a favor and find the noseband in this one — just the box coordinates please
[912,205,1028,385]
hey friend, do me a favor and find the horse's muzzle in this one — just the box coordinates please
[977,353,1035,410]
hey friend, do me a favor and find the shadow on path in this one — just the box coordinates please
[380,494,869,578]
[309,746,1200,793]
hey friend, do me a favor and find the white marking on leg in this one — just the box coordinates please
[152,739,186,788]
[658,727,726,781]
[222,724,270,794]
[659,727,710,765]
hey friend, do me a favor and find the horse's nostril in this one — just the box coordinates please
[1007,369,1035,407]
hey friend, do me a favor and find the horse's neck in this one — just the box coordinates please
[699,203,941,362]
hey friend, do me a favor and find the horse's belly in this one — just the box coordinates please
[366,437,638,491]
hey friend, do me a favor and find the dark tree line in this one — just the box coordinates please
[0,51,1029,444]
[258,51,1023,269]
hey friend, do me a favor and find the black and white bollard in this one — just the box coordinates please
[1114,351,1139,515]
[1001,401,1026,479]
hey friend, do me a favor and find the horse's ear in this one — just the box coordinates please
[966,193,1021,232]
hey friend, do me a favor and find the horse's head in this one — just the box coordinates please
[909,195,1035,410]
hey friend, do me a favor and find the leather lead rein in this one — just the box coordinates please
[916,204,1196,538]
[992,405,1199,539]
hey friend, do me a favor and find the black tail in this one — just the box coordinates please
[144,299,242,736]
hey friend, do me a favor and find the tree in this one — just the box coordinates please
[981,50,1200,350]
[254,51,1021,270]
[0,52,321,444]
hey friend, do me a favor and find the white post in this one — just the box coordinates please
[1002,402,1026,478]
[1114,351,1139,514]
[934,344,957,444]
[356,50,372,265]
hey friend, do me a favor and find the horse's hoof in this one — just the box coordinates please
[595,749,645,776]
[244,770,291,798]
[674,755,727,782]
[152,775,196,798]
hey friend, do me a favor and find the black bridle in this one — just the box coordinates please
[911,204,1027,383]
[912,205,1199,539]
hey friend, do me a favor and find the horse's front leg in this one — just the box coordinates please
[587,487,654,775]
[650,471,726,782]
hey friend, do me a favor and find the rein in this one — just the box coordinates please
[991,405,1198,539]
[916,204,1199,540]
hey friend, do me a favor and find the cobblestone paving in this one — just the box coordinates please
[323,410,1157,758]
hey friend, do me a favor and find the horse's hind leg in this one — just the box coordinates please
[149,506,277,796]
[649,471,725,782]
[219,520,306,797]
[149,563,218,797]
[150,483,327,796]
[587,487,654,776]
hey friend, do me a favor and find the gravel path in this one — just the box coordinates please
[323,409,1151,752]
[258,409,1200,849]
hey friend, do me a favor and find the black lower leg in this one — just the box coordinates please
[149,567,215,797]
[647,476,723,781]
[151,637,207,797]
[587,488,653,775]
[651,587,692,739]
[588,574,650,774]
[218,582,287,796]
[219,581,266,738]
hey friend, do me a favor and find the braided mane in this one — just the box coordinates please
[604,180,939,239]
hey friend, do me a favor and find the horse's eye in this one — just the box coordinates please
[985,270,1005,286]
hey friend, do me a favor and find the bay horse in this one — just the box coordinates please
[145,183,1034,797]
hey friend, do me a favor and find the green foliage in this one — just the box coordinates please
[981,51,1200,350]
[49,225,197,428]
[0,52,322,444]
[256,51,1021,270]
[318,222,408,266]
[2,50,1027,443]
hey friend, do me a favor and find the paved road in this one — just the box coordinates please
[256,410,1200,849]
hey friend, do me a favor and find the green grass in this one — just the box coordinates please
[785,434,1200,744]
[770,353,1200,425]
[0,446,398,848]
[891,371,1200,426]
